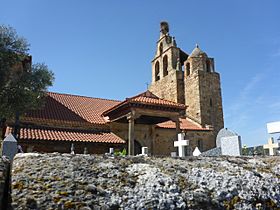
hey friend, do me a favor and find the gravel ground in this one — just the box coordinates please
[10,153,280,210]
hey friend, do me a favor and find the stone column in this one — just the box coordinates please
[150,125,156,156]
[171,117,180,141]
[127,114,135,156]
[170,116,181,141]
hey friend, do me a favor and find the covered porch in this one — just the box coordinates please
[103,91,186,155]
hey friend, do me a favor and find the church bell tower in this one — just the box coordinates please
[184,44,224,135]
[148,22,187,104]
[149,22,224,137]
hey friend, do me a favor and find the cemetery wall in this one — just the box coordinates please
[18,140,125,154]
[8,153,280,209]
[0,156,10,210]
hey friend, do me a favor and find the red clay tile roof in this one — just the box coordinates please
[157,118,211,131]
[25,92,121,125]
[130,96,186,108]
[5,127,125,144]
[22,91,206,133]
[103,91,186,116]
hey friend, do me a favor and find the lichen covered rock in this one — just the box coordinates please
[11,153,280,209]
[0,156,10,209]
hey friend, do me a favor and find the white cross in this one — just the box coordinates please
[263,137,279,156]
[174,133,189,157]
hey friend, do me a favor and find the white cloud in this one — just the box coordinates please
[225,72,265,140]
[240,73,264,100]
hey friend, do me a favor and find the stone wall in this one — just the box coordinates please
[111,122,215,156]
[111,122,154,154]
[149,70,185,104]
[19,140,125,155]
[185,69,224,137]
[9,153,280,209]
[153,128,215,156]
[0,156,10,210]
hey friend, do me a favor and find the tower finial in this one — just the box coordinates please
[196,43,199,48]
[160,21,169,35]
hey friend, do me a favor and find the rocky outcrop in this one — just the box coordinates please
[0,156,10,210]
[11,153,280,209]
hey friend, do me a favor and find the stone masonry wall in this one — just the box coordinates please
[9,153,280,209]
[149,70,184,104]
[184,54,224,137]
[18,140,125,155]
[110,122,154,154]
[111,122,215,156]
[154,128,215,156]
[199,71,224,136]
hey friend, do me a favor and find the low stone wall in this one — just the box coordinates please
[0,156,10,210]
[10,153,280,209]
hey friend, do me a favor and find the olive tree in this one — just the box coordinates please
[0,25,54,137]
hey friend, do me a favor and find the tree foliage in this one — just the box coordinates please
[0,25,54,119]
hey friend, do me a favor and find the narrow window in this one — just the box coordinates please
[163,55,168,76]
[159,42,163,55]
[206,60,211,72]
[155,61,160,81]
[210,98,213,107]
[186,62,190,76]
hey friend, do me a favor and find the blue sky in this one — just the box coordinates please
[1,0,280,146]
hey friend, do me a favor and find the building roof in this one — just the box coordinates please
[103,91,186,117]
[5,126,125,144]
[157,118,211,131]
[25,92,121,125]
[21,91,207,134]
[189,44,208,58]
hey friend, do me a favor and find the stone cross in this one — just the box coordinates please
[141,147,148,156]
[1,134,18,160]
[263,137,279,156]
[174,133,189,157]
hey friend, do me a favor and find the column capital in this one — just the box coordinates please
[127,110,140,121]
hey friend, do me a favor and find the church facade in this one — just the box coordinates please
[3,22,224,156]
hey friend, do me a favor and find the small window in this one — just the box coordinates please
[159,42,163,55]
[210,98,213,107]
[155,61,160,81]
[186,62,190,76]
[163,55,168,76]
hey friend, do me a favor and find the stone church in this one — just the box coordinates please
[3,22,224,156]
